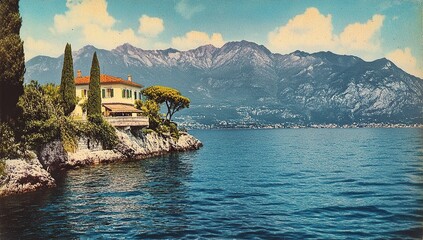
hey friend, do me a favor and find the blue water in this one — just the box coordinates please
[0,128,422,239]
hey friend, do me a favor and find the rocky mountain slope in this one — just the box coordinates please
[25,41,423,125]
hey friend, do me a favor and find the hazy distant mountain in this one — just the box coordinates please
[25,41,423,125]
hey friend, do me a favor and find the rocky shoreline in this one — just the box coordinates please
[0,129,202,197]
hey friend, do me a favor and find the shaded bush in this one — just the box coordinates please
[135,99,162,130]
[141,128,155,135]
[0,160,5,178]
[0,122,21,160]
[82,116,118,150]
[60,117,79,153]
[169,122,180,140]
[17,81,62,151]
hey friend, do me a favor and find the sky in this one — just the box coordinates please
[20,0,423,77]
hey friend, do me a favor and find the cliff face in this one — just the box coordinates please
[67,130,203,168]
[0,130,202,197]
[0,158,56,196]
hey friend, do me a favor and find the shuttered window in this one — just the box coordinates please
[102,89,105,98]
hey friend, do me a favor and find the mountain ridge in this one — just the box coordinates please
[25,41,423,125]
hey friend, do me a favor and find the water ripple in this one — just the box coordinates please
[0,128,422,239]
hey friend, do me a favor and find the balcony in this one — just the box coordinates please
[104,116,149,127]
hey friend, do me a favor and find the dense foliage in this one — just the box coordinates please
[17,81,63,150]
[87,52,101,117]
[0,122,21,160]
[0,159,4,178]
[59,43,76,116]
[135,87,187,140]
[142,86,190,122]
[0,0,25,122]
[135,99,161,130]
[82,114,118,150]
[17,81,117,152]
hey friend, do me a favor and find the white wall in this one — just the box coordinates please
[73,83,142,118]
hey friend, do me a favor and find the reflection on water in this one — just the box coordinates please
[0,153,194,239]
[0,128,422,239]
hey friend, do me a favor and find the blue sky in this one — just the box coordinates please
[20,0,422,77]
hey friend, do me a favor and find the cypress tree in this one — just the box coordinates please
[87,52,101,118]
[59,43,76,116]
[0,0,25,122]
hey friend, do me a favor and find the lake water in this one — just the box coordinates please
[0,128,422,239]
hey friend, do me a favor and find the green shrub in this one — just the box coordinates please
[17,81,62,151]
[156,124,170,135]
[60,117,79,153]
[169,122,180,140]
[0,122,21,160]
[88,114,103,125]
[0,160,5,178]
[82,117,118,150]
[141,128,155,135]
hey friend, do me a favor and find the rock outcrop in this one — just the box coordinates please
[0,130,202,197]
[37,140,68,173]
[67,129,203,168]
[0,158,56,197]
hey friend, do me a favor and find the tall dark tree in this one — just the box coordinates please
[59,43,76,116]
[87,52,101,118]
[0,0,25,122]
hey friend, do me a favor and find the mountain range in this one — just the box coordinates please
[25,40,423,126]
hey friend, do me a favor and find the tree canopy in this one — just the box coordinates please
[87,52,101,119]
[59,43,76,116]
[17,81,63,149]
[0,0,25,122]
[142,86,190,122]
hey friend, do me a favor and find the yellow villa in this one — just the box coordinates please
[73,70,148,127]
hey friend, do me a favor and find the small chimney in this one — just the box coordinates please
[128,75,132,81]
[77,70,82,77]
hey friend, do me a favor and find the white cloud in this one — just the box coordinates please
[339,14,384,52]
[138,15,164,37]
[51,0,115,34]
[171,31,225,50]
[175,0,205,19]
[268,8,335,54]
[48,0,149,51]
[268,7,385,60]
[24,37,62,60]
[386,48,423,78]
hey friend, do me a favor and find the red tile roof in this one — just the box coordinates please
[75,74,143,88]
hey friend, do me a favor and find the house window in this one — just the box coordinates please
[121,89,134,98]
[81,89,88,98]
[106,88,114,98]
[134,91,137,100]
[102,89,105,98]
[139,92,142,100]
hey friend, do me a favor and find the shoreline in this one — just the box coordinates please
[0,129,202,197]
[182,123,423,130]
